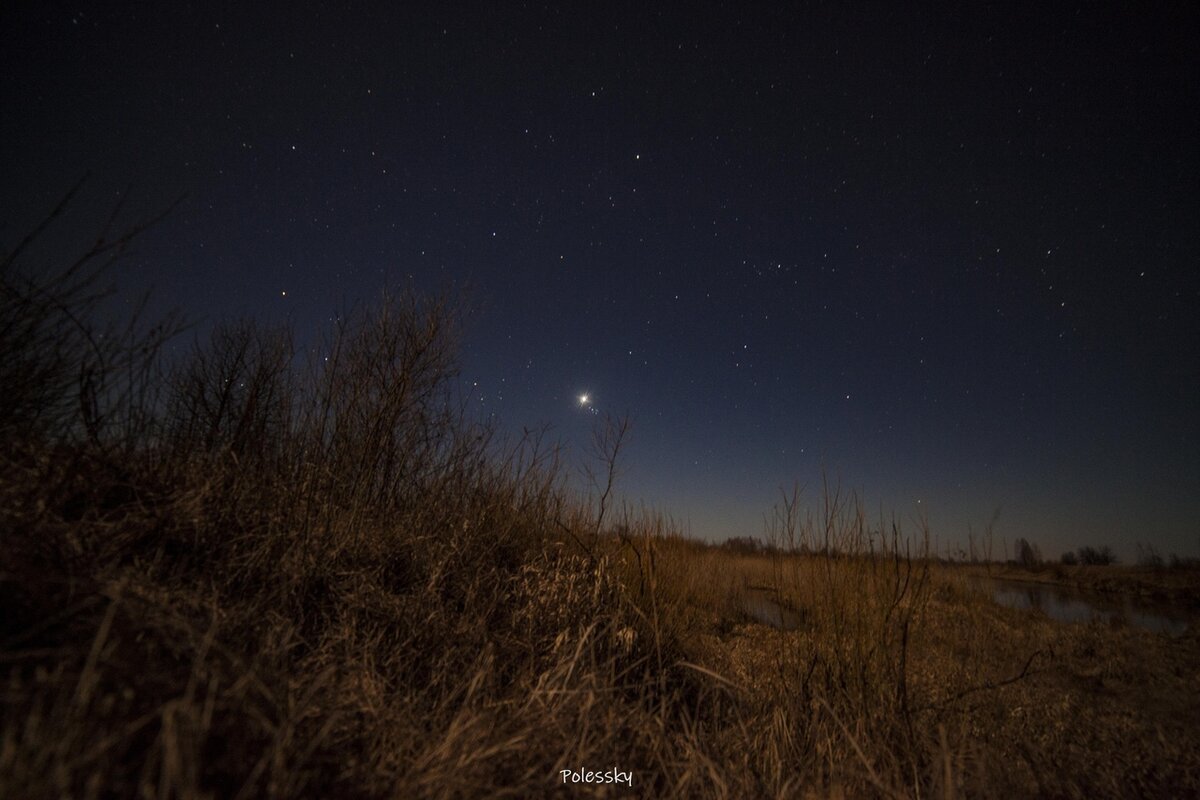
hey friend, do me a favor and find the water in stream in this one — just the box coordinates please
[973,577,1191,636]
[739,580,1193,636]
[740,591,804,630]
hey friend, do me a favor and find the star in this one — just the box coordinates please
[578,393,590,407]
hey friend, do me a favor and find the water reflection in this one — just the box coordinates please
[741,592,804,630]
[979,578,1190,636]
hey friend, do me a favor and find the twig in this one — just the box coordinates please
[920,648,1052,712]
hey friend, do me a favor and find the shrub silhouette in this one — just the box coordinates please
[1077,545,1117,566]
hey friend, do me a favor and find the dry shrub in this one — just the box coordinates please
[0,202,676,798]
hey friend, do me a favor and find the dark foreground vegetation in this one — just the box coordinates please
[3,205,1199,797]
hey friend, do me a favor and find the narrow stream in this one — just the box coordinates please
[740,590,804,630]
[740,580,1193,636]
[973,577,1191,636]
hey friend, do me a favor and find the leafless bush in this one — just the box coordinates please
[1076,545,1117,566]
[1136,543,1164,569]
[0,180,182,452]
[1014,537,1042,568]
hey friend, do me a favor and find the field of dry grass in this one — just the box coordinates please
[3,220,1199,797]
[660,546,1200,797]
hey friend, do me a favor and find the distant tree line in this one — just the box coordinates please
[721,536,779,556]
[1059,545,1117,566]
[1131,543,1197,569]
[1007,539,1121,567]
[722,533,1198,570]
[1007,538,1120,567]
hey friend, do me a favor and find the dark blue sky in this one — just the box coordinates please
[3,3,1197,559]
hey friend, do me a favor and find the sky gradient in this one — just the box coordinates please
[3,3,1197,560]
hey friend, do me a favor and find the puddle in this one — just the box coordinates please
[974,578,1191,636]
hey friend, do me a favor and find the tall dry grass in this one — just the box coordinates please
[0,199,661,797]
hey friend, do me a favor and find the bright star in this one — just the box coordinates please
[578,393,590,406]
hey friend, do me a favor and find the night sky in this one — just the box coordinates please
[3,3,1197,560]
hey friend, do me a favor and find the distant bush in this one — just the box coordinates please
[1076,545,1117,566]
[722,535,766,555]
[1136,543,1164,568]
[1168,553,1199,570]
[1014,537,1042,567]
[1061,551,1078,566]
